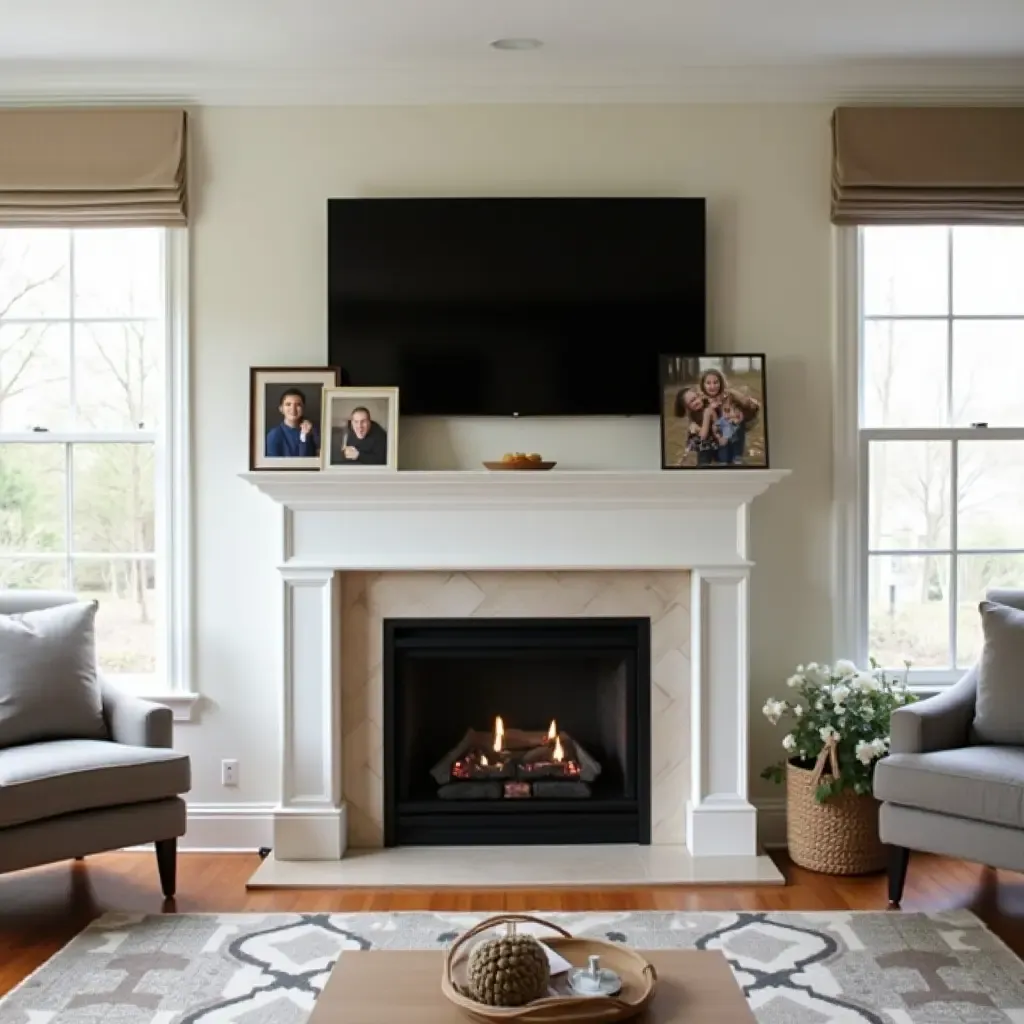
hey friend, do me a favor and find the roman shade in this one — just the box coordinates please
[831,106,1024,225]
[0,107,188,227]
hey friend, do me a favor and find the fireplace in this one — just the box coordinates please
[383,617,651,846]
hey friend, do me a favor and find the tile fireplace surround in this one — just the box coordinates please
[242,469,788,885]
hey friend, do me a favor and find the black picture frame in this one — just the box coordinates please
[659,354,770,470]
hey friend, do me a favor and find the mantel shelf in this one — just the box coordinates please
[239,468,790,512]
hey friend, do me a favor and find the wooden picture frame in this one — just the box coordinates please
[249,366,341,471]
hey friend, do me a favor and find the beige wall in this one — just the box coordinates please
[181,104,834,817]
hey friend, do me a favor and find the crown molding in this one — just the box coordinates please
[1,59,1023,106]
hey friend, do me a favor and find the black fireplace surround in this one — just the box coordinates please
[383,617,651,846]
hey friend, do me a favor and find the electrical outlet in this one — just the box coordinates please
[221,759,239,787]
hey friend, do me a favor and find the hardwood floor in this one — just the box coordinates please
[3,850,1024,998]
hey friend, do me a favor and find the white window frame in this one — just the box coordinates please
[0,228,195,720]
[833,226,1024,689]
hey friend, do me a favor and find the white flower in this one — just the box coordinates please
[835,659,858,678]
[796,665,805,673]
[871,737,888,756]
[853,671,880,692]
[855,740,879,765]
[816,700,825,711]
[832,683,851,703]
[782,733,797,751]
[762,699,787,725]
[861,705,875,721]
[786,674,803,688]
[807,661,819,672]
[793,704,804,717]
[819,726,840,743]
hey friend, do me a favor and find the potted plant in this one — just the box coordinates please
[761,659,916,875]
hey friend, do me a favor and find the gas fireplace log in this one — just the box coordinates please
[438,781,504,800]
[531,780,591,799]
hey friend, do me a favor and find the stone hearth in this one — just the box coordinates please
[241,469,788,870]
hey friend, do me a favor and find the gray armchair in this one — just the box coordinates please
[874,588,1024,906]
[0,591,190,897]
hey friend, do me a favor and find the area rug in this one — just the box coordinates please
[5,910,1024,1022]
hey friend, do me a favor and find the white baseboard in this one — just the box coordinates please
[182,800,787,854]
[754,797,787,850]
[182,803,276,852]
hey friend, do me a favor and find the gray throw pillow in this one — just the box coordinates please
[0,600,107,748]
[972,600,1024,745]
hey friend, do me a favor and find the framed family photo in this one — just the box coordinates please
[322,386,399,471]
[660,354,770,470]
[249,366,341,471]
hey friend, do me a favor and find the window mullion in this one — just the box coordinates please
[945,227,955,426]
[949,437,960,670]
[65,231,76,592]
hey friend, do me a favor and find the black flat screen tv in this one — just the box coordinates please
[327,197,705,416]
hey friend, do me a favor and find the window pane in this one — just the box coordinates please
[862,320,947,427]
[0,229,70,318]
[869,441,951,550]
[0,557,65,589]
[863,226,949,316]
[73,229,163,318]
[958,441,1024,551]
[74,558,157,674]
[0,443,65,552]
[0,323,71,432]
[73,443,154,553]
[869,555,950,669]
[75,321,164,430]
[952,320,1024,427]
[956,553,1024,667]
[952,227,1024,316]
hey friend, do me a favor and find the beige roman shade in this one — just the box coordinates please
[0,107,188,227]
[831,106,1024,225]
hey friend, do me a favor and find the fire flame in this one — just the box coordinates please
[493,715,504,753]
[547,719,557,741]
[480,754,489,766]
[553,734,564,762]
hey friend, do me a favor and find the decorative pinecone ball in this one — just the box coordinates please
[467,933,551,1007]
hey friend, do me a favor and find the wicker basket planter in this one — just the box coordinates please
[786,760,886,875]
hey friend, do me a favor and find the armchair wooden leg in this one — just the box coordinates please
[155,838,177,898]
[888,845,910,908]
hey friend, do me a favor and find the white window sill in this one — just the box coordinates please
[104,676,200,722]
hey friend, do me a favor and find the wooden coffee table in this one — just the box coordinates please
[310,949,754,1023]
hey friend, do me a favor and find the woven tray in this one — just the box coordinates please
[442,914,657,1023]
[483,460,557,471]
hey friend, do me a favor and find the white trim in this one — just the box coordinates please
[0,59,1023,106]
[832,227,862,663]
[183,802,276,852]
[164,228,194,699]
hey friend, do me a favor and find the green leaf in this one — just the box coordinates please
[814,781,835,803]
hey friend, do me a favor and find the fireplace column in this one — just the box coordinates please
[687,568,757,857]
[274,567,346,860]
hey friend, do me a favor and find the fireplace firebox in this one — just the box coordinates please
[383,617,651,846]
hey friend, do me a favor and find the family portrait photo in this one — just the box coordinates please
[249,367,340,471]
[660,354,769,470]
[323,386,399,471]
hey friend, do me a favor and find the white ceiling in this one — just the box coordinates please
[2,0,1023,104]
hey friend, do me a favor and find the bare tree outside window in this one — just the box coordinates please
[861,226,1024,674]
[0,228,165,677]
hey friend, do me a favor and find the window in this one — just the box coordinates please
[854,226,1024,681]
[0,227,188,696]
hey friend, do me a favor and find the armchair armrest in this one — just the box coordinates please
[889,667,977,755]
[100,679,173,749]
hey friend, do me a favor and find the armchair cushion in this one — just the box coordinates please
[0,600,106,749]
[874,746,1024,829]
[0,739,190,829]
[972,600,1024,745]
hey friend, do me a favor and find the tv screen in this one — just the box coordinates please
[327,197,705,416]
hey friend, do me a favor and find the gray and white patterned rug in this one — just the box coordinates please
[4,910,1024,1022]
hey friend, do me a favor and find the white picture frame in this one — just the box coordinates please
[321,386,400,471]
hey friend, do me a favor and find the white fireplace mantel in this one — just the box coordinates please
[241,468,789,862]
